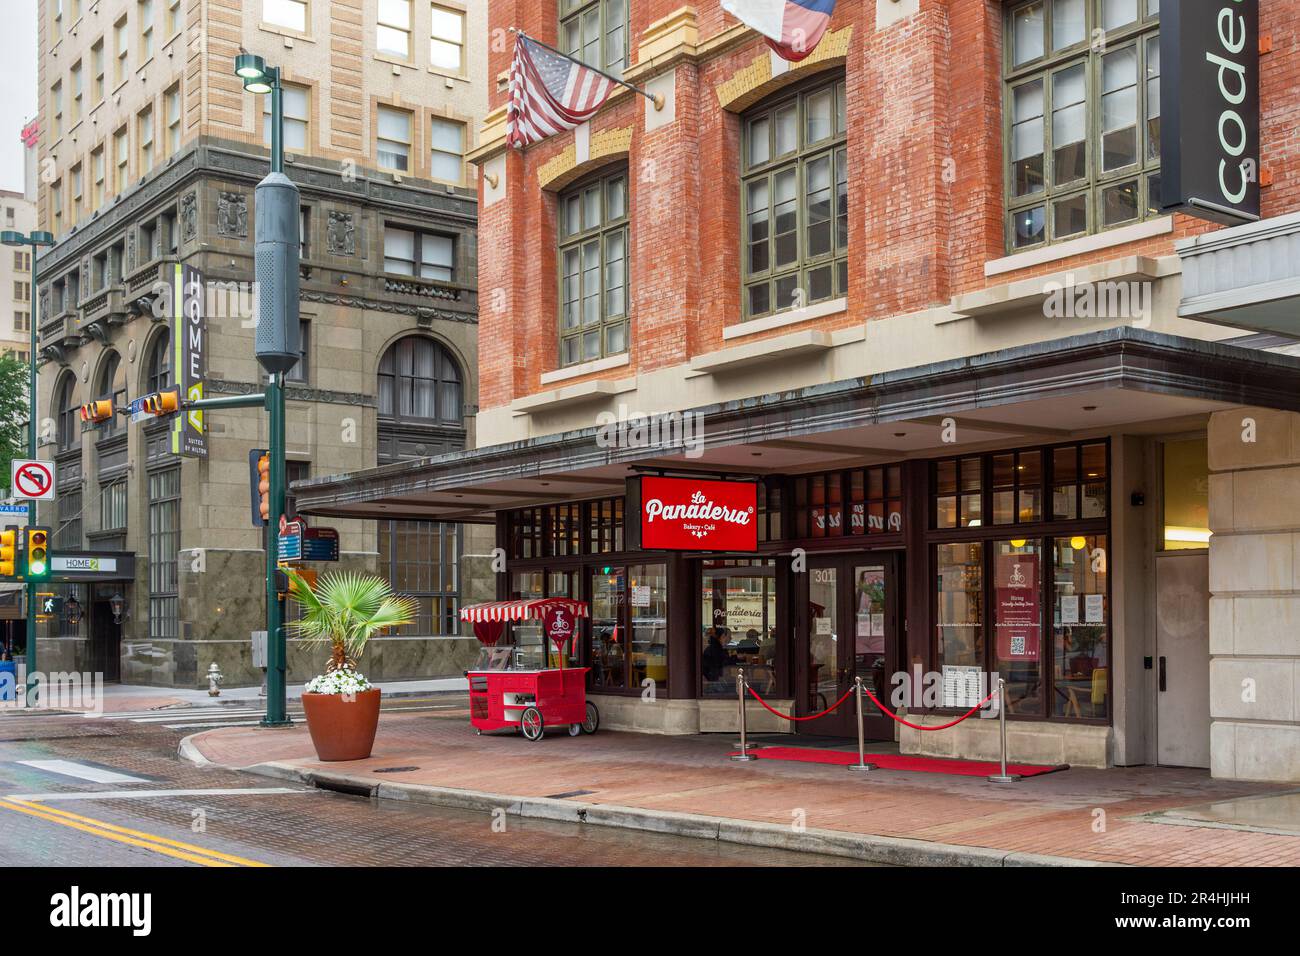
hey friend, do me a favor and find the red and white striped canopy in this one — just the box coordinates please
[459,597,590,624]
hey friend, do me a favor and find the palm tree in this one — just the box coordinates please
[283,568,418,673]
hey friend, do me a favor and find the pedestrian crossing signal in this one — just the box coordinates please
[140,387,181,416]
[0,527,18,579]
[79,399,115,424]
[25,527,50,581]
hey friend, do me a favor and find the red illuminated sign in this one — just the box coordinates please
[639,476,757,552]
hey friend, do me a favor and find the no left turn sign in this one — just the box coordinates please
[11,459,56,501]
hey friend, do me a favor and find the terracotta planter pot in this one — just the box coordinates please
[300,688,382,761]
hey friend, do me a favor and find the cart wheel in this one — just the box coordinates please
[520,706,544,741]
[568,723,582,737]
[581,701,600,734]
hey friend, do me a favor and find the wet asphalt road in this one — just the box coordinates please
[0,696,869,867]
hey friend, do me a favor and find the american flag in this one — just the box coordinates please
[506,34,615,149]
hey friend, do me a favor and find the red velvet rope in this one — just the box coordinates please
[746,685,855,722]
[743,680,1001,731]
[858,683,1000,731]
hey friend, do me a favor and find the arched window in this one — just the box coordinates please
[95,350,124,437]
[55,372,79,452]
[145,329,172,394]
[741,74,848,320]
[378,336,462,427]
[557,166,628,365]
[376,336,464,466]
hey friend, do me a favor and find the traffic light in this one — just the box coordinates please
[259,454,271,523]
[0,527,18,579]
[80,399,115,424]
[140,387,181,416]
[24,527,51,581]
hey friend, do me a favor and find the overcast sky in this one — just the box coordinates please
[0,4,38,193]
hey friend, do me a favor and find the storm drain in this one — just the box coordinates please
[373,766,420,774]
[543,789,595,800]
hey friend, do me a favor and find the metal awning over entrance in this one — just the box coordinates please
[294,328,1300,522]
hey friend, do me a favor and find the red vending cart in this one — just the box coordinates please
[460,597,600,742]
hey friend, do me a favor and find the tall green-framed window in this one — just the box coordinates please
[741,75,848,320]
[1004,0,1161,251]
[558,168,629,366]
[560,0,628,78]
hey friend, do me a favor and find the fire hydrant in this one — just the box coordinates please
[206,662,225,697]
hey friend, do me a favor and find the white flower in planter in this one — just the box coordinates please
[304,668,373,696]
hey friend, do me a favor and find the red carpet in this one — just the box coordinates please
[731,746,1068,778]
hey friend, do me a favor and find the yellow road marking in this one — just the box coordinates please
[0,799,268,867]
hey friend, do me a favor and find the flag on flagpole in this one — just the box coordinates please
[721,0,838,62]
[506,34,616,149]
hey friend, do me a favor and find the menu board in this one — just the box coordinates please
[942,665,983,708]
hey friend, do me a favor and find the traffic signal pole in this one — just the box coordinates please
[230,54,299,728]
[25,241,40,706]
[264,375,289,725]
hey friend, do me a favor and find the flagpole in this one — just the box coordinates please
[511,28,664,111]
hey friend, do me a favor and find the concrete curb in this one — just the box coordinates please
[176,733,213,768]
[176,743,1118,867]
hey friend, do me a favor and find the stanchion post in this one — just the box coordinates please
[730,668,755,762]
[987,677,1021,784]
[846,676,877,773]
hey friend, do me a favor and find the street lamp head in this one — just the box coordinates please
[243,77,274,94]
[0,230,24,247]
[234,53,267,80]
[30,231,54,247]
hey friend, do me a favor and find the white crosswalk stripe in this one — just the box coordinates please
[17,759,151,784]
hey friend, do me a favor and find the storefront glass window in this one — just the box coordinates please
[993,539,1043,714]
[1052,534,1109,717]
[794,466,902,539]
[510,570,544,669]
[702,560,778,697]
[1162,438,1209,549]
[935,457,983,529]
[590,566,626,689]
[628,564,668,690]
[1053,441,1108,520]
[936,543,984,706]
[509,570,580,669]
[992,450,1042,524]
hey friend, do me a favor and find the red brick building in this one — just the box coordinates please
[301,1,1300,781]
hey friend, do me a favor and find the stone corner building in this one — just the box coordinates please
[32,0,493,687]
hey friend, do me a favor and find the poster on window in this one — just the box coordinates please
[995,552,1040,661]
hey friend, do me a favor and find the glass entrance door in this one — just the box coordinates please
[805,560,854,736]
[801,554,902,739]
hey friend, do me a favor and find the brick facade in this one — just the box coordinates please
[474,0,1300,416]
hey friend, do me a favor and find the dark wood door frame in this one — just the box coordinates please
[794,549,904,739]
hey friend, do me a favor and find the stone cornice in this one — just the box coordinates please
[207,377,378,408]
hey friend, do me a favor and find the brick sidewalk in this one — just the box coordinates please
[189,710,1300,866]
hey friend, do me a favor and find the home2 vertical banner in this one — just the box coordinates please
[172,263,208,458]
[1160,0,1260,225]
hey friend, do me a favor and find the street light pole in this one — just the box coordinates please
[234,53,300,728]
[2,229,54,706]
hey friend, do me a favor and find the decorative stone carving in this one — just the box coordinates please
[180,191,198,241]
[326,211,356,256]
[126,231,136,272]
[80,258,90,301]
[217,191,248,238]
